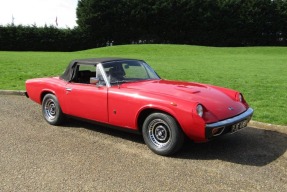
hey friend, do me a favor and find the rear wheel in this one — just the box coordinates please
[142,113,184,156]
[42,94,64,125]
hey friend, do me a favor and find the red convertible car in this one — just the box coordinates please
[26,58,253,156]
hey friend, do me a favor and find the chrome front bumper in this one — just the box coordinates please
[205,108,254,139]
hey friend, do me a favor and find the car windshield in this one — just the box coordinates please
[102,60,160,85]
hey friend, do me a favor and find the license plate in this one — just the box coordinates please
[231,119,249,133]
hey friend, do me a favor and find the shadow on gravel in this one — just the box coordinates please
[176,127,287,166]
[63,119,287,166]
[64,118,145,144]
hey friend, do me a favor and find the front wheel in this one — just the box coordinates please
[42,94,64,125]
[142,113,185,156]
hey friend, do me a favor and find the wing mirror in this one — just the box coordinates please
[90,77,99,85]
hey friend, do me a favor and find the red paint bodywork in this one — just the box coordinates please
[26,76,250,142]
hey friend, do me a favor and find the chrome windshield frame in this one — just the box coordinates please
[97,63,111,87]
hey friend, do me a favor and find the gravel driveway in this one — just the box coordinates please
[0,95,286,191]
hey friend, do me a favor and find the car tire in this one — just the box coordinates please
[142,113,185,156]
[42,94,64,125]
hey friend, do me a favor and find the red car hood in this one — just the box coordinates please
[121,80,247,122]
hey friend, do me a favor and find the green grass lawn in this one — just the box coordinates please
[0,44,286,125]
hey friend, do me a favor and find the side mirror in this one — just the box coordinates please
[90,77,99,85]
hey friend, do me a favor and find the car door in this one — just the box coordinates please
[63,64,109,123]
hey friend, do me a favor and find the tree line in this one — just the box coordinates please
[1,0,286,51]
[0,25,90,51]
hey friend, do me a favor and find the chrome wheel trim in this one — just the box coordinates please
[148,119,171,148]
[44,98,57,121]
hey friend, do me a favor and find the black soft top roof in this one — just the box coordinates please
[60,57,141,82]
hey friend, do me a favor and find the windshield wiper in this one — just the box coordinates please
[110,79,155,85]
[110,80,131,85]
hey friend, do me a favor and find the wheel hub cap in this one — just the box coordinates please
[155,126,167,141]
[45,99,57,120]
[148,119,171,148]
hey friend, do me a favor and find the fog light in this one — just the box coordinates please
[212,127,225,136]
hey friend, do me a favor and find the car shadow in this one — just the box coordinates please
[63,119,287,167]
[63,118,145,144]
[176,127,287,166]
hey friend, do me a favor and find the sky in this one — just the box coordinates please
[0,0,79,28]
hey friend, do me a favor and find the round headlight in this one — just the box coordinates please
[196,104,204,117]
[238,93,243,102]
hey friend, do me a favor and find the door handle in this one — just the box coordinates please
[66,88,72,92]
